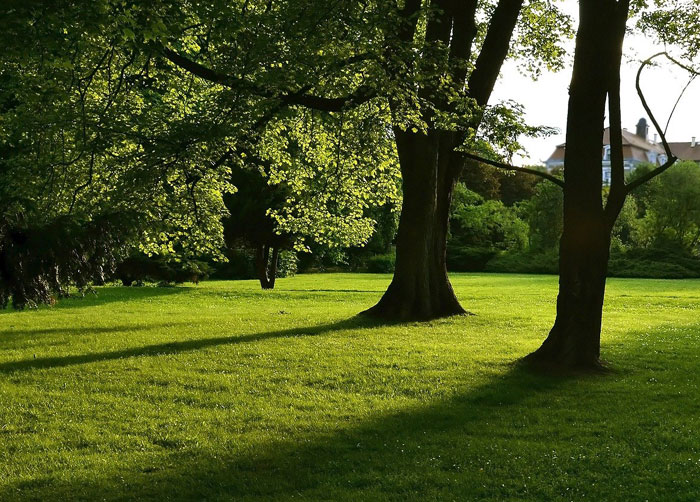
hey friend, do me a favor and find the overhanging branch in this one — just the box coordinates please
[624,51,700,193]
[162,48,376,112]
[461,152,565,187]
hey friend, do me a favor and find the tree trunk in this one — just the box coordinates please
[364,0,525,321]
[362,130,465,320]
[268,247,280,289]
[526,222,611,369]
[254,245,273,289]
[525,0,629,371]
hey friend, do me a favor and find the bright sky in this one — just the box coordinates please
[491,0,700,166]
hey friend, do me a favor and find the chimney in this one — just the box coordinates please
[636,118,649,139]
[693,137,697,148]
[654,133,658,144]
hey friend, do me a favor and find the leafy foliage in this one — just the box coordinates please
[521,180,563,250]
[0,213,139,309]
[449,184,528,251]
[633,161,700,251]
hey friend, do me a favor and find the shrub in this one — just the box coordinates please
[522,182,563,251]
[0,212,139,308]
[446,246,498,272]
[607,246,700,279]
[115,255,212,286]
[366,252,396,273]
[485,249,559,274]
[607,259,695,279]
[449,184,528,251]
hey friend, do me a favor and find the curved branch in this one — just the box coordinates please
[461,152,564,187]
[665,74,696,135]
[624,51,699,193]
[162,48,376,112]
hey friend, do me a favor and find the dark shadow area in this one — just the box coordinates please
[52,285,189,310]
[0,286,188,315]
[0,316,397,374]
[0,324,191,352]
[282,289,385,293]
[3,324,698,501]
[0,324,184,339]
[0,365,586,501]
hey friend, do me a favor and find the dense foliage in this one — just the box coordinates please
[440,161,700,277]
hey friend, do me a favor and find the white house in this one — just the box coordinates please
[544,118,672,184]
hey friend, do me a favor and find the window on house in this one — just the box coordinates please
[603,145,611,161]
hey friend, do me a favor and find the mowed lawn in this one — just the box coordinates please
[0,274,699,501]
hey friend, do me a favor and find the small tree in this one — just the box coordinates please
[222,166,293,290]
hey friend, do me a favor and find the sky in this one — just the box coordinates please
[490,0,700,166]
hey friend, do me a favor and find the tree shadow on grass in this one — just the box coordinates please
[53,285,189,310]
[0,286,188,315]
[0,365,590,502]
[0,324,184,338]
[0,316,398,374]
[282,289,385,293]
[0,324,196,352]
[3,324,699,501]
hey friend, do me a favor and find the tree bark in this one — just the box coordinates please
[363,130,465,320]
[526,221,612,368]
[525,0,629,370]
[364,0,524,321]
[268,247,279,289]
[255,244,277,289]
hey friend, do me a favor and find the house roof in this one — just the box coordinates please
[622,145,651,163]
[546,126,665,164]
[612,129,665,153]
[668,142,700,162]
[546,145,565,162]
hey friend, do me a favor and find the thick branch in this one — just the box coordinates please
[163,48,246,87]
[447,0,479,86]
[163,48,376,112]
[467,0,525,107]
[604,0,628,223]
[461,152,565,187]
[396,0,422,44]
[425,0,453,46]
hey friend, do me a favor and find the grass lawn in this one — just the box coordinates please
[1,273,699,501]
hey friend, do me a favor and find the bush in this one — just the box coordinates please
[485,249,559,274]
[522,182,563,251]
[449,184,528,251]
[115,255,212,286]
[366,252,396,273]
[607,246,700,279]
[446,246,498,272]
[607,259,696,279]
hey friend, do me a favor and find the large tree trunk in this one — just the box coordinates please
[526,0,629,370]
[363,130,465,320]
[364,0,524,321]
[526,221,612,368]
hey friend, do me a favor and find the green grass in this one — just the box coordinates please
[1,273,699,501]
